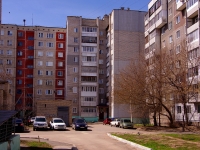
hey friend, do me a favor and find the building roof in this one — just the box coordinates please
[0,110,18,126]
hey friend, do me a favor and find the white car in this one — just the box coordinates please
[33,116,48,131]
[110,118,120,127]
[49,118,66,130]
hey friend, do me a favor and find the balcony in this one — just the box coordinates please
[82,61,97,66]
[81,101,97,106]
[187,21,199,35]
[81,72,97,76]
[82,32,97,37]
[187,1,198,18]
[176,0,186,11]
[81,91,97,97]
[155,15,167,29]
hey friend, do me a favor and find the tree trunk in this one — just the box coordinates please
[153,111,158,126]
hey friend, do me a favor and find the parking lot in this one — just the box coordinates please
[19,123,139,150]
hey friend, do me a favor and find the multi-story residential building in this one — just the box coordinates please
[106,8,146,119]
[0,24,66,116]
[145,0,200,125]
[66,16,109,122]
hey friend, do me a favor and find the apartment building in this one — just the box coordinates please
[0,24,66,116]
[66,16,109,122]
[106,8,146,119]
[145,0,200,125]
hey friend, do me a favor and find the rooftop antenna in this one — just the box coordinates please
[23,19,26,26]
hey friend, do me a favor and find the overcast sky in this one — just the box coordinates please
[2,0,150,27]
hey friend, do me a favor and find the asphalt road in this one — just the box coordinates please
[19,123,140,150]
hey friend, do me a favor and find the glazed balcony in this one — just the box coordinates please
[187,0,198,18]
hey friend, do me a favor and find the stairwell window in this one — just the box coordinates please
[168,22,172,30]
[176,30,180,38]
[176,16,180,24]
[169,35,173,43]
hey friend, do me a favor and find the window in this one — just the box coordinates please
[58,62,63,67]
[7,69,12,74]
[82,27,97,32]
[74,57,78,62]
[17,70,22,75]
[100,31,103,36]
[74,47,78,52]
[38,42,43,46]
[1,30,4,35]
[176,45,181,54]
[99,50,103,54]
[187,105,191,113]
[58,43,64,48]
[82,46,95,52]
[73,99,77,103]
[57,90,63,95]
[58,33,64,39]
[57,71,63,76]
[99,59,103,64]
[198,105,200,113]
[57,80,63,86]
[38,33,43,38]
[46,71,53,76]
[58,52,63,57]
[37,80,43,85]
[17,51,23,56]
[187,29,199,43]
[73,77,78,83]
[47,42,54,47]
[38,61,43,66]
[46,80,53,85]
[7,40,12,46]
[38,51,43,56]
[0,50,3,55]
[37,90,42,95]
[168,22,172,30]
[73,87,77,93]
[74,28,78,32]
[99,79,103,84]
[38,70,43,75]
[47,33,53,38]
[73,67,78,73]
[176,16,180,24]
[188,48,198,60]
[8,31,13,35]
[18,32,23,37]
[169,35,173,43]
[46,61,53,66]
[99,69,104,74]
[169,8,172,16]
[0,59,3,64]
[99,88,104,94]
[17,60,22,65]
[0,40,3,45]
[7,50,12,55]
[45,90,53,95]
[7,60,12,65]
[17,79,22,85]
[177,106,181,113]
[28,46,34,50]
[100,40,103,44]
[176,30,180,38]
[74,37,78,43]
[46,52,53,57]
[73,107,77,113]
[176,60,181,68]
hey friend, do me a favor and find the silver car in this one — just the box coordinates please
[49,118,66,130]
[33,116,48,131]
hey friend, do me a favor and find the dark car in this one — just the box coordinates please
[14,119,25,132]
[103,118,112,125]
[72,118,88,131]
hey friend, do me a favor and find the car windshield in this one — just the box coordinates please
[124,119,131,123]
[15,119,22,123]
[76,119,86,123]
[54,119,64,123]
[35,118,46,122]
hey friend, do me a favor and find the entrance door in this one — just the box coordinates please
[57,106,69,126]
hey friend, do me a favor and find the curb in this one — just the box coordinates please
[107,133,152,150]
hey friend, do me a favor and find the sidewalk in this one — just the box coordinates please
[20,136,75,150]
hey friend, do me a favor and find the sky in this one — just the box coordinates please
[2,0,150,28]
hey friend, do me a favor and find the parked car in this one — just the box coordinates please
[14,119,25,132]
[30,117,35,124]
[119,118,133,129]
[49,118,66,130]
[33,116,48,131]
[72,118,88,131]
[110,118,120,127]
[103,118,112,125]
